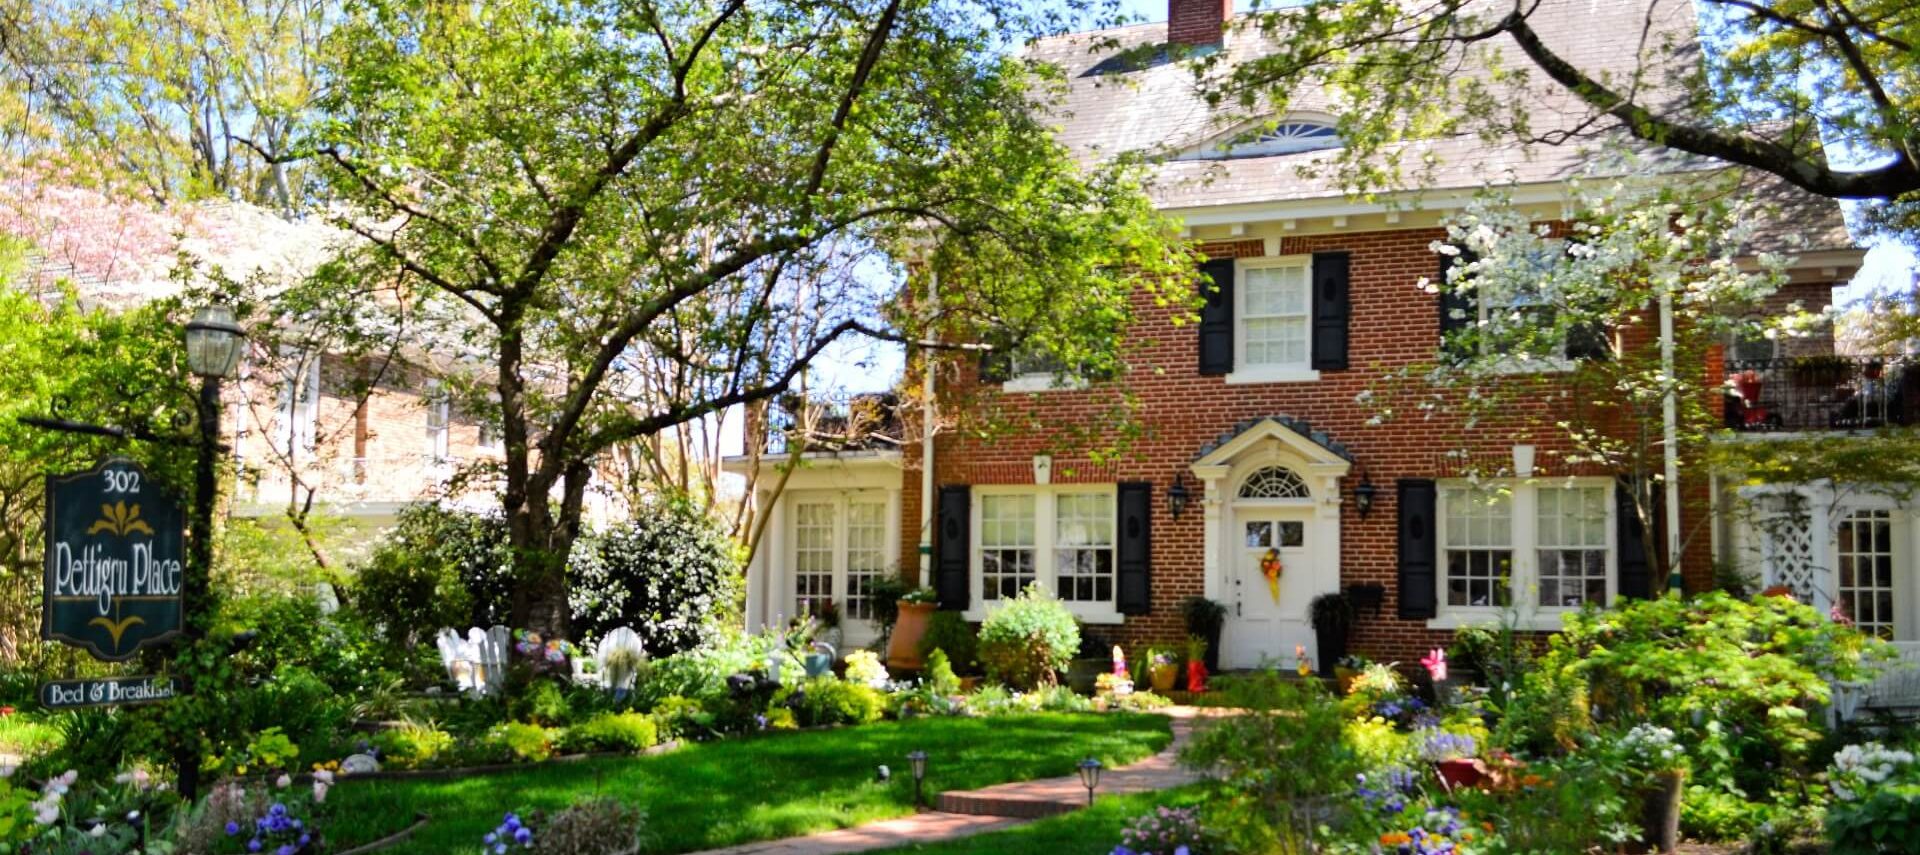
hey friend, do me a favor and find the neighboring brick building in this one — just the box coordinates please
[730,0,1870,669]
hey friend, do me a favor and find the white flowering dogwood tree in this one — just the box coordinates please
[1365,178,1790,577]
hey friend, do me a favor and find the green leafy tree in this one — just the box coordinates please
[298,0,1199,637]
[1211,0,1920,235]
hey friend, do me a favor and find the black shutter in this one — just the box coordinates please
[1437,248,1476,357]
[1197,258,1235,376]
[1311,251,1351,371]
[1616,478,1655,600]
[978,349,1011,384]
[1397,479,1439,620]
[1116,482,1153,616]
[934,485,971,610]
[1567,322,1610,361]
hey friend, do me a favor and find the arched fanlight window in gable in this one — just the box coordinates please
[1239,465,1311,499]
[1186,120,1343,160]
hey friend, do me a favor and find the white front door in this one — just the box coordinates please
[1221,508,1324,670]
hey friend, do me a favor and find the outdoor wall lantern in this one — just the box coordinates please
[1167,474,1191,519]
[184,305,246,380]
[1352,472,1378,519]
[907,750,929,806]
[1077,758,1103,805]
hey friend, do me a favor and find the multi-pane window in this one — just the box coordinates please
[1535,486,1609,608]
[793,501,836,617]
[1054,493,1115,602]
[844,501,888,620]
[980,494,1038,601]
[1241,263,1310,368]
[275,351,320,454]
[426,384,451,462]
[1838,509,1896,639]
[1443,487,1513,608]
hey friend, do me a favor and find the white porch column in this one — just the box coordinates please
[1194,464,1230,601]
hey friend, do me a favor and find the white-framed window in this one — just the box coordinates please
[1001,346,1088,393]
[785,491,894,626]
[275,350,320,455]
[793,500,836,617]
[979,494,1038,600]
[426,382,451,462]
[1230,257,1318,384]
[1178,119,1343,160]
[971,485,1121,622]
[1434,479,1616,627]
[1837,509,1897,639]
[845,500,889,621]
[477,395,504,454]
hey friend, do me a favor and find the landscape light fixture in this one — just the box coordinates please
[907,750,928,807]
[1077,758,1103,805]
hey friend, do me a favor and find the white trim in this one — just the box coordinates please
[1229,255,1316,383]
[1002,373,1089,393]
[1428,477,1617,630]
[963,483,1124,624]
[779,488,896,648]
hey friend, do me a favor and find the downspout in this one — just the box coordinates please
[918,269,937,586]
[1661,288,1684,591]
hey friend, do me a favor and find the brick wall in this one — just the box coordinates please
[900,226,1720,665]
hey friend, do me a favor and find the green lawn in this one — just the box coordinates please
[326,713,1172,855]
[868,784,1210,855]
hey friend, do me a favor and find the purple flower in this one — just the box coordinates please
[226,821,241,836]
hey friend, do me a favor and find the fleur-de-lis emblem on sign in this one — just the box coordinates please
[87,502,154,537]
[89,614,146,649]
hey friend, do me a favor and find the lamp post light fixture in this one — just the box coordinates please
[1077,758,1103,805]
[1352,472,1378,519]
[176,303,244,802]
[907,750,928,807]
[1167,473,1191,519]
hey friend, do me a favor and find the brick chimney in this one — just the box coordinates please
[1168,0,1230,47]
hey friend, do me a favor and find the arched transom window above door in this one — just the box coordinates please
[1239,465,1311,499]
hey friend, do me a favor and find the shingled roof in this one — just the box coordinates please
[1193,414,1356,464]
[1024,0,1858,255]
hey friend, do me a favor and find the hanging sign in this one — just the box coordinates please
[40,676,179,710]
[42,459,185,661]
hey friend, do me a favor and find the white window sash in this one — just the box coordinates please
[1229,257,1320,384]
[1431,478,1616,630]
[969,485,1122,623]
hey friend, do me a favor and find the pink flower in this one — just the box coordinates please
[1422,648,1448,683]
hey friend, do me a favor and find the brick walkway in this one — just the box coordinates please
[686,707,1209,855]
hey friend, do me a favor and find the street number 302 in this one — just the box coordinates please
[104,470,142,494]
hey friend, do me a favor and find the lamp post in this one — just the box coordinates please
[1077,758,1103,805]
[178,304,243,800]
[906,751,928,807]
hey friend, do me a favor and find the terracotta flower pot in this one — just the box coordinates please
[1149,664,1178,693]
[887,602,936,671]
[1434,758,1485,790]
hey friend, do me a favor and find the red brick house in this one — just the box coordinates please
[728,0,1866,669]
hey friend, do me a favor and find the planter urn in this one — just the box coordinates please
[887,602,936,671]
[1149,664,1178,693]
[1433,758,1485,791]
[1633,770,1685,854]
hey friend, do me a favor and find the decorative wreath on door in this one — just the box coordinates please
[1259,547,1284,603]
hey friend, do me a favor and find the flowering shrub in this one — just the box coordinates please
[1377,806,1477,855]
[225,800,314,855]
[485,811,536,852]
[976,585,1080,690]
[1615,723,1685,775]
[845,650,889,688]
[1415,730,1476,763]
[513,631,581,676]
[1356,766,1420,815]
[1825,741,1920,855]
[1112,803,1210,855]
